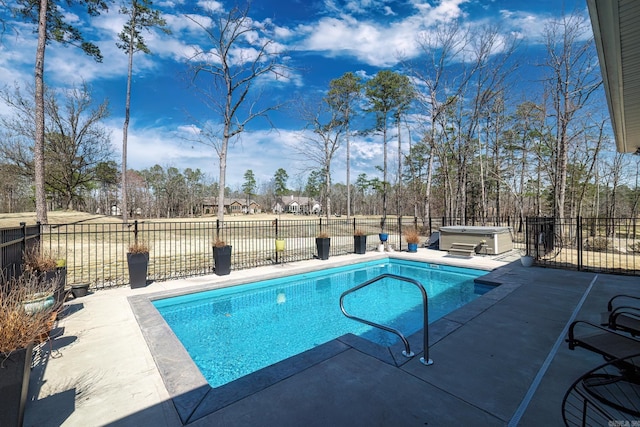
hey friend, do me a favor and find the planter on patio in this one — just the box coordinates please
[316,237,330,260]
[127,252,149,288]
[354,235,367,254]
[521,255,534,267]
[0,344,34,427]
[213,245,232,276]
[71,283,90,298]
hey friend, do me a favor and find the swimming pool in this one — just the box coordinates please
[154,259,490,388]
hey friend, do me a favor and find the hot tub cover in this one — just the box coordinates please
[439,226,512,234]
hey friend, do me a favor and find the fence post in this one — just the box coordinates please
[577,216,582,271]
[133,220,139,244]
[275,218,279,264]
[398,216,402,251]
[525,217,529,256]
[20,222,26,256]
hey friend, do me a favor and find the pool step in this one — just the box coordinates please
[448,242,476,257]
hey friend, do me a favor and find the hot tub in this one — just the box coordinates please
[439,226,513,255]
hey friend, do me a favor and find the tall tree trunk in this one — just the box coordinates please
[346,125,351,219]
[217,133,228,225]
[34,0,49,224]
[382,118,387,231]
[396,117,402,218]
[122,24,135,224]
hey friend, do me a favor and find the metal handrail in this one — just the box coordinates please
[339,273,433,366]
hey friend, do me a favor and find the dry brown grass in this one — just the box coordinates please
[22,247,57,272]
[0,275,57,355]
[212,238,227,248]
[128,240,149,254]
[403,229,421,244]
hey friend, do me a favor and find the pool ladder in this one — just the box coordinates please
[339,273,433,366]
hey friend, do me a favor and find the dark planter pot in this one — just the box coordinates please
[71,283,90,298]
[40,268,66,311]
[127,252,149,288]
[316,237,330,260]
[0,344,34,427]
[213,245,232,276]
[407,243,418,253]
[354,235,367,254]
[379,233,388,242]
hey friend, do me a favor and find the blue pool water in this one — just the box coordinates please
[154,259,491,388]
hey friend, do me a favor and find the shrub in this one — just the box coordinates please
[0,274,57,355]
[317,231,330,239]
[354,229,365,236]
[23,247,57,272]
[629,241,640,253]
[584,237,610,252]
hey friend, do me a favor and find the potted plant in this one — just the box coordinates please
[404,229,421,253]
[212,239,232,276]
[23,248,66,310]
[378,216,388,244]
[354,229,367,254]
[1,275,57,427]
[316,231,330,260]
[127,241,149,288]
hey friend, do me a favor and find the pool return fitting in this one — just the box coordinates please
[339,273,433,366]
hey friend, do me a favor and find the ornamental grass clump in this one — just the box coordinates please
[317,231,330,239]
[23,247,57,273]
[0,275,56,356]
[354,229,365,236]
[404,229,421,244]
[128,240,149,254]
[213,238,227,248]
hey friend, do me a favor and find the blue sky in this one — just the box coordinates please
[0,0,597,190]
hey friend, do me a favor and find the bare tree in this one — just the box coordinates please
[0,83,114,209]
[542,10,602,220]
[296,97,345,218]
[410,21,474,224]
[186,3,288,224]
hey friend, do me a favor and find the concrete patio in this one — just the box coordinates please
[23,249,639,426]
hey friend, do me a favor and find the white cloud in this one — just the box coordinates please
[294,0,473,67]
[196,1,223,13]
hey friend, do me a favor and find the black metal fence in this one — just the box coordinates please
[525,216,640,275]
[3,215,637,289]
[1,216,442,289]
[0,222,41,281]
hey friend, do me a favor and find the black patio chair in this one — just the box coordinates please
[567,320,640,367]
[600,294,640,336]
[562,353,640,426]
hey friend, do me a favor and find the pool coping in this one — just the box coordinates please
[128,254,514,425]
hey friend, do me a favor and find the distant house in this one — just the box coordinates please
[273,195,321,215]
[203,197,262,215]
